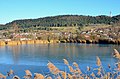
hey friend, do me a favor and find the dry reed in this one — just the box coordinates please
[73,62,79,68]
[7,69,14,76]
[68,66,74,73]
[113,49,120,59]
[34,73,45,79]
[60,71,67,79]
[47,61,60,75]
[67,73,72,79]
[46,76,52,79]
[63,59,69,66]
[0,73,6,79]
[87,66,90,71]
[25,70,32,77]
[12,75,20,79]
[96,56,101,66]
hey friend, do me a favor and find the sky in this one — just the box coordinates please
[0,0,120,24]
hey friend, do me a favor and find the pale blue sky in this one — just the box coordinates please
[0,0,120,24]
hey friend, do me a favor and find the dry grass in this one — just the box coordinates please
[50,27,78,33]
[80,25,110,31]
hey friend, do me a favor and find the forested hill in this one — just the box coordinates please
[1,14,120,30]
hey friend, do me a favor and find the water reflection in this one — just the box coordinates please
[0,44,119,68]
[11,45,21,64]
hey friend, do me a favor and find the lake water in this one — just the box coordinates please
[0,43,120,78]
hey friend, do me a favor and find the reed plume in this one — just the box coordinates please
[68,73,72,79]
[54,68,60,75]
[113,49,120,59]
[0,73,6,79]
[24,70,32,79]
[116,75,120,79]
[72,75,77,79]
[46,76,52,79]
[73,62,79,68]
[7,69,14,76]
[63,59,69,66]
[56,75,62,79]
[25,70,32,77]
[79,76,84,79]
[68,66,74,73]
[23,75,32,79]
[60,71,67,79]
[34,73,45,79]
[91,72,95,77]
[96,56,101,66]
[87,66,90,71]
[47,61,60,75]
[74,68,82,74]
[86,75,90,79]
[108,64,111,69]
[97,68,101,76]
[12,75,20,79]
[107,72,111,79]
[117,63,120,71]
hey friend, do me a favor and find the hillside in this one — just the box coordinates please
[0,14,120,30]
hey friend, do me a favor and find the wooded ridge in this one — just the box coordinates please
[0,14,120,30]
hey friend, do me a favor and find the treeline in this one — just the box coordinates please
[0,24,8,30]
[0,14,120,30]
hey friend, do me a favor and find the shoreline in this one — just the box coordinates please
[0,39,120,46]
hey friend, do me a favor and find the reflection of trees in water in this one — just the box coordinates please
[11,45,21,65]
[47,43,78,62]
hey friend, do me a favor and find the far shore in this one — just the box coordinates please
[0,39,120,46]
